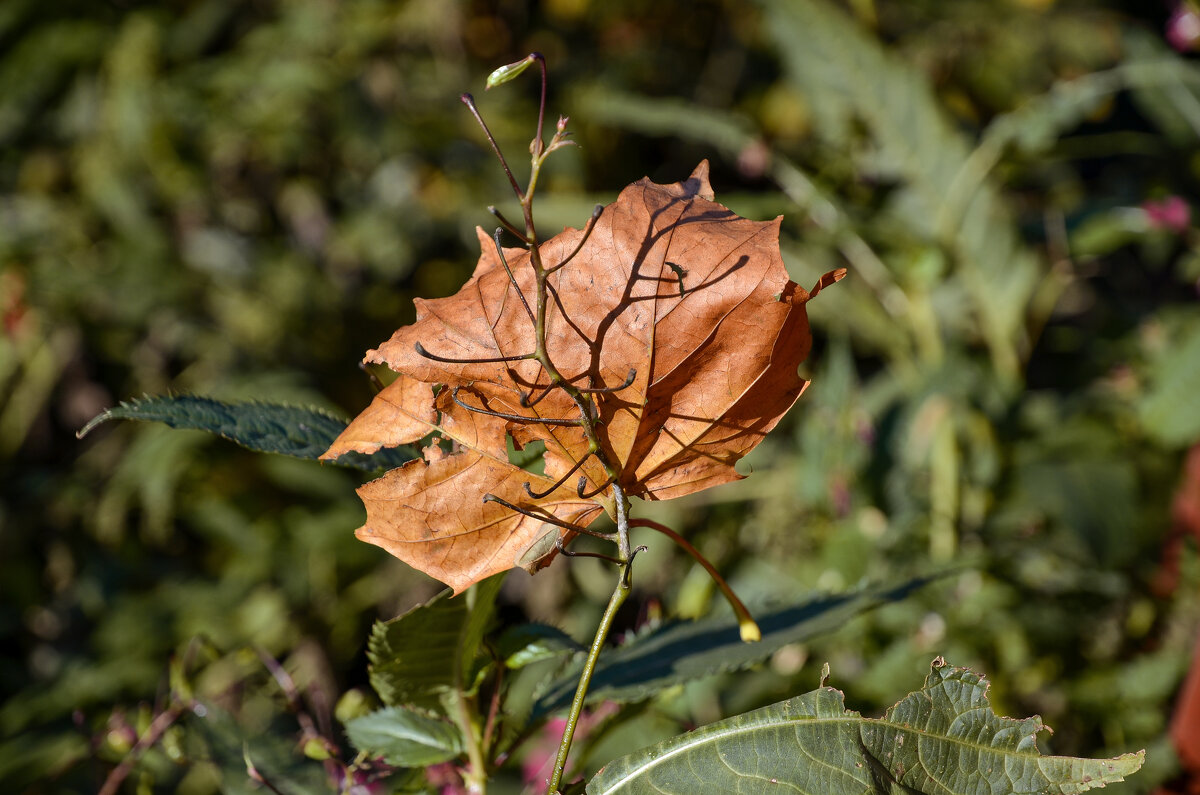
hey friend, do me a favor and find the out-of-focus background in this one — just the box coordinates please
[3,0,1200,791]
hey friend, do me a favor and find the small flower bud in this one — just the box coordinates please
[486,54,537,89]
[1168,2,1200,52]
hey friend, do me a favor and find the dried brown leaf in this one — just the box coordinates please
[326,162,841,590]
[326,383,601,594]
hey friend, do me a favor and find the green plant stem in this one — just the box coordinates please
[453,690,487,794]
[470,63,634,793]
[546,555,634,794]
[451,588,491,794]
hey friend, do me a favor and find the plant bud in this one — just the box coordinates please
[486,55,537,89]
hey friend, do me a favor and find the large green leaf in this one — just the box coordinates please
[533,578,930,718]
[587,659,1144,794]
[77,394,417,471]
[368,574,505,710]
[343,706,464,767]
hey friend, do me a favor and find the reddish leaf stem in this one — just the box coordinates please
[462,93,523,201]
[98,703,186,795]
[629,518,761,642]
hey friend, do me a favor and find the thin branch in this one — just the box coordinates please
[415,341,534,365]
[451,387,585,427]
[481,664,505,761]
[579,369,637,394]
[545,205,604,274]
[493,228,536,325]
[489,206,529,243]
[462,93,523,201]
[519,381,559,408]
[533,52,547,158]
[513,366,634,398]
[611,481,632,563]
[245,747,291,795]
[555,534,624,564]
[523,452,594,499]
[577,474,614,499]
[98,703,186,795]
[481,494,616,540]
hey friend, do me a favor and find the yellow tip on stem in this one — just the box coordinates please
[628,518,761,644]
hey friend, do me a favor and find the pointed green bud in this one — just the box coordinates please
[486,54,537,89]
[302,737,332,760]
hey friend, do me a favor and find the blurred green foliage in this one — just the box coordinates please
[3,0,1200,792]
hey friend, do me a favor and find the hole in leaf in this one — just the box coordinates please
[506,434,546,476]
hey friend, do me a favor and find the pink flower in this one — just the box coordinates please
[1167,3,1200,52]
[330,765,389,795]
[1142,195,1192,234]
[425,762,467,795]
[522,705,619,791]
[521,718,567,788]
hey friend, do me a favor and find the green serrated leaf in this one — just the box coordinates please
[344,706,464,767]
[461,573,506,676]
[368,574,505,710]
[496,623,583,669]
[534,578,931,718]
[77,394,417,471]
[369,591,463,710]
[587,660,1144,794]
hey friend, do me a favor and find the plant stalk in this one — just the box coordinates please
[470,62,634,793]
[545,552,634,794]
[452,690,488,795]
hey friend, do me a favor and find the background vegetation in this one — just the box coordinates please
[3,0,1199,792]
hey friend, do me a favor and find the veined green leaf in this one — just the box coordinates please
[77,394,417,471]
[534,578,932,718]
[496,622,582,669]
[344,706,464,767]
[368,574,505,710]
[588,660,1144,794]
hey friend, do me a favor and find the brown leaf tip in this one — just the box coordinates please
[810,268,847,299]
[682,159,715,201]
